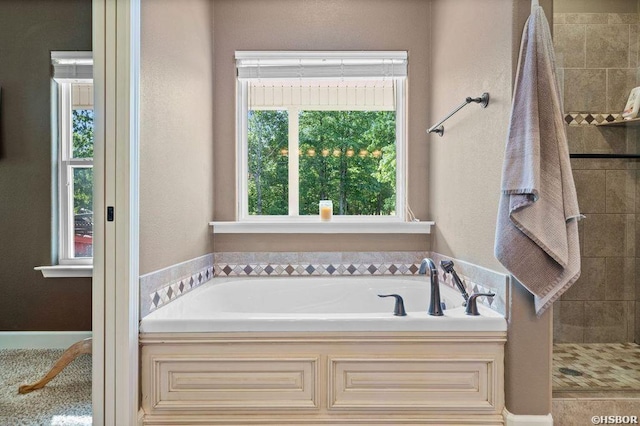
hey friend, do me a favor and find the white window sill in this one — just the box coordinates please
[35,265,93,278]
[209,220,434,234]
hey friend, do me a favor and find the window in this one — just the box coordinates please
[52,52,94,264]
[236,51,407,221]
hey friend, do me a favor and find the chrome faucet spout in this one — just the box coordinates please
[419,258,444,316]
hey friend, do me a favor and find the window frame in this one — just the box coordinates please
[235,52,407,223]
[56,81,94,265]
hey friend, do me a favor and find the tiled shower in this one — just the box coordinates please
[552,7,640,395]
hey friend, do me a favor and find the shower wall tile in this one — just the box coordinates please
[556,67,564,101]
[628,301,636,342]
[553,301,585,343]
[563,69,607,112]
[636,170,640,212]
[608,13,639,25]
[566,125,584,154]
[556,11,640,345]
[626,213,636,257]
[585,25,629,68]
[630,23,639,68]
[578,220,584,256]
[584,301,628,342]
[565,13,607,24]
[572,169,606,213]
[625,129,640,163]
[571,158,634,171]
[583,214,628,257]
[553,24,586,68]
[635,215,640,258]
[583,126,626,154]
[606,169,636,213]
[607,69,638,113]
[636,298,640,342]
[605,257,636,301]
[562,257,605,301]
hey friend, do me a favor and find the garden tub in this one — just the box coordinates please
[139,276,506,333]
[140,276,507,425]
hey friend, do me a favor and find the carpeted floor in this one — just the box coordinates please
[0,349,91,426]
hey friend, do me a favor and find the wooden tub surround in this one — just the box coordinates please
[140,331,506,425]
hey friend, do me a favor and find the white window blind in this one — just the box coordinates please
[72,84,94,109]
[238,52,406,111]
[51,51,93,82]
[248,80,396,111]
[235,51,407,80]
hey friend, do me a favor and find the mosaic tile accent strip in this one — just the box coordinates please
[139,253,214,318]
[216,262,421,277]
[214,251,429,278]
[148,265,214,313]
[564,113,624,126]
[553,343,640,392]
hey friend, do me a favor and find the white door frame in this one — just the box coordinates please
[92,0,140,424]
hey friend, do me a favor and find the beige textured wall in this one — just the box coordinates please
[429,0,513,272]
[430,0,554,416]
[212,0,430,253]
[140,0,215,274]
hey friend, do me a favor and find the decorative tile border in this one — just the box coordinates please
[564,113,624,126]
[147,265,214,314]
[216,262,421,276]
[214,251,428,277]
[139,253,214,317]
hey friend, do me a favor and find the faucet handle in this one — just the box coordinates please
[378,294,407,316]
[465,293,495,316]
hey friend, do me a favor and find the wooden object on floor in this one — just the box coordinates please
[18,337,92,394]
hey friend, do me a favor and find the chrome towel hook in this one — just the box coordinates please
[427,92,490,137]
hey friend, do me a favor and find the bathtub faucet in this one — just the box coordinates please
[419,258,444,316]
[439,260,470,306]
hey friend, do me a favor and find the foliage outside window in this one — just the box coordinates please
[58,82,94,263]
[237,51,407,221]
[248,110,396,216]
[71,109,94,258]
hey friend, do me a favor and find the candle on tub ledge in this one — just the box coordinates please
[319,200,333,221]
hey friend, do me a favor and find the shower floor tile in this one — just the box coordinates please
[553,343,640,393]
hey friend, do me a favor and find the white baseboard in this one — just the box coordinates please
[504,409,553,426]
[0,331,92,349]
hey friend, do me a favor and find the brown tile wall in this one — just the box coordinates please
[553,12,639,344]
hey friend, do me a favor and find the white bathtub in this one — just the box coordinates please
[140,276,506,333]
